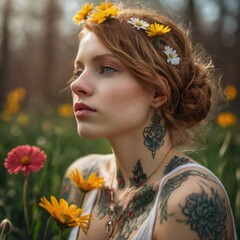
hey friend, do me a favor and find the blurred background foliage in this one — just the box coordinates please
[0,0,239,239]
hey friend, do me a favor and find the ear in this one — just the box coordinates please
[151,92,167,108]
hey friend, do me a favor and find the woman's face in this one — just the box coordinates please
[71,30,154,139]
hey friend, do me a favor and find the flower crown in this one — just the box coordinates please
[73,2,180,65]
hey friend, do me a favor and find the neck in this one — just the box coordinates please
[108,125,173,190]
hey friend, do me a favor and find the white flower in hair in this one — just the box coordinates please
[128,18,150,30]
[163,46,180,65]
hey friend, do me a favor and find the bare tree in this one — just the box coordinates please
[0,0,13,105]
[37,0,61,103]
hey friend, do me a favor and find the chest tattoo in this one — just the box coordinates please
[97,184,155,239]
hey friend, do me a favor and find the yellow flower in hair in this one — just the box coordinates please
[73,3,94,25]
[39,196,91,234]
[146,23,171,37]
[68,169,104,192]
[90,3,120,24]
[96,2,113,11]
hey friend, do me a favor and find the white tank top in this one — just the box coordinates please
[69,163,238,240]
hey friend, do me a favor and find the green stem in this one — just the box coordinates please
[23,176,30,239]
[0,224,6,240]
[219,130,232,157]
[43,216,52,240]
[58,228,64,240]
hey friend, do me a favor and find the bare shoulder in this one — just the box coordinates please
[65,153,113,176]
[154,164,235,240]
[60,153,113,204]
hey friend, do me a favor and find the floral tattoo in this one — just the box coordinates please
[116,184,155,239]
[179,186,228,240]
[158,170,228,239]
[159,170,218,223]
[129,159,147,187]
[98,184,155,239]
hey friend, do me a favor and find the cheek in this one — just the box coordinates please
[101,83,151,117]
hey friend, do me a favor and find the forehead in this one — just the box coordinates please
[79,30,112,55]
[74,30,113,66]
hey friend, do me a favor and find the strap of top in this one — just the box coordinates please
[133,163,238,240]
[68,189,98,240]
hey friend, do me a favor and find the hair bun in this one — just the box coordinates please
[175,64,212,128]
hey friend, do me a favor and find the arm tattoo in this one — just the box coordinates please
[60,177,73,201]
[178,185,228,240]
[60,177,79,204]
[82,163,99,178]
[159,170,218,223]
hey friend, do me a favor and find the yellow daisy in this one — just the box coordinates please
[146,23,171,37]
[73,3,94,25]
[96,2,113,11]
[68,169,104,192]
[90,4,120,24]
[39,196,91,234]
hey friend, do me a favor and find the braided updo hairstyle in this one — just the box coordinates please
[80,7,222,146]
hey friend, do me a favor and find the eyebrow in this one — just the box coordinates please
[74,53,118,68]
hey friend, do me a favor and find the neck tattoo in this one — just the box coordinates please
[105,145,174,238]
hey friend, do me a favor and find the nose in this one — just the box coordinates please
[70,73,93,97]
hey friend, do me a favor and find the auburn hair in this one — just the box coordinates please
[78,7,223,146]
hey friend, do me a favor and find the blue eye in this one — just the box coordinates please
[100,66,115,74]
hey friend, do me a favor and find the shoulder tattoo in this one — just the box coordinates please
[164,156,192,175]
[159,170,218,223]
[158,170,228,239]
[178,185,228,240]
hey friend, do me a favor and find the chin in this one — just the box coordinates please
[77,126,103,139]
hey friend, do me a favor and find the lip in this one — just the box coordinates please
[73,102,96,118]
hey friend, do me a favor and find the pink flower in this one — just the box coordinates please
[4,145,47,176]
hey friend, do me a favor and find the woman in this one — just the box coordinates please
[61,2,237,239]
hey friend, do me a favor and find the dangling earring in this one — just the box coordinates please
[143,109,166,159]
